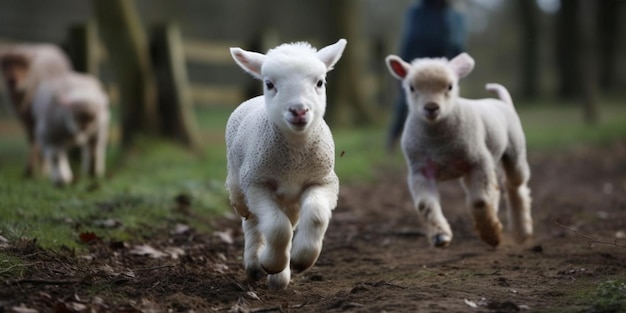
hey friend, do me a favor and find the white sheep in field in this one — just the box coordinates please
[32,72,110,186]
[386,52,532,248]
[0,44,72,176]
[226,39,346,289]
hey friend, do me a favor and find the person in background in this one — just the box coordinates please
[387,0,467,152]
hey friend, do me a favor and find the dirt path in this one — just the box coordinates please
[2,141,626,312]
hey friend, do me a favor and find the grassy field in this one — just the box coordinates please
[0,99,625,251]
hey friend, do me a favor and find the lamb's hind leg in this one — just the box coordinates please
[291,185,335,272]
[408,172,452,247]
[502,154,533,244]
[462,164,503,247]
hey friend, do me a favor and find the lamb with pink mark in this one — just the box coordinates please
[386,52,533,248]
[226,39,346,289]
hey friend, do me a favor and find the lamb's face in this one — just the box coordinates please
[386,53,475,123]
[0,54,30,92]
[231,39,347,134]
[63,101,98,144]
[404,62,458,123]
[262,58,328,133]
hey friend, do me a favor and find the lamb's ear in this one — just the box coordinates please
[386,55,410,80]
[448,53,475,79]
[317,38,347,71]
[230,47,266,79]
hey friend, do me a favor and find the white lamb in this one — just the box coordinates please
[386,52,532,248]
[32,72,110,186]
[0,44,72,177]
[226,39,346,289]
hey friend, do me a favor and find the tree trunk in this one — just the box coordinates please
[597,0,621,91]
[327,0,377,127]
[65,21,99,76]
[555,0,581,98]
[93,0,159,146]
[580,1,598,125]
[517,0,539,99]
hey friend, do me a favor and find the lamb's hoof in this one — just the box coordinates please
[512,231,533,245]
[432,233,451,248]
[246,266,266,282]
[267,270,290,290]
[475,221,503,247]
[290,247,320,273]
[291,261,312,273]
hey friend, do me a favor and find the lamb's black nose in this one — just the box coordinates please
[424,102,440,115]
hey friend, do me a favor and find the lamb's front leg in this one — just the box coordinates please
[241,215,265,281]
[461,163,503,247]
[408,171,452,247]
[247,186,293,289]
[44,147,73,186]
[291,183,337,272]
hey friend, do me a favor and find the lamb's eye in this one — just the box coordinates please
[265,81,275,90]
[316,80,325,88]
[409,85,415,92]
[447,84,453,91]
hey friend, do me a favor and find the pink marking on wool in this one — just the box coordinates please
[421,158,438,180]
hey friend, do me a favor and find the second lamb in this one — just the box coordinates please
[386,52,532,248]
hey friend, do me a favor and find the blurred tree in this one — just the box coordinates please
[517,0,539,99]
[93,0,200,150]
[65,21,99,76]
[597,0,621,92]
[554,0,598,124]
[327,0,377,127]
[580,0,598,124]
[555,0,581,98]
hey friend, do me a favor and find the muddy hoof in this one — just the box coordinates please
[432,234,451,248]
[246,267,266,281]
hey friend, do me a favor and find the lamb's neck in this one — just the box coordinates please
[420,111,462,139]
[274,123,323,147]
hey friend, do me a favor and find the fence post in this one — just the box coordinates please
[150,22,201,151]
[65,21,99,75]
[93,0,159,146]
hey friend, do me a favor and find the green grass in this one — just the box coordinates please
[553,278,626,313]
[517,98,626,150]
[0,137,229,250]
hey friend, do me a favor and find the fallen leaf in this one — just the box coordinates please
[11,305,38,313]
[214,229,234,244]
[0,234,8,249]
[171,223,191,235]
[464,298,478,309]
[129,245,168,259]
[213,263,229,273]
[93,218,122,228]
[164,247,185,259]
[246,291,260,300]
[79,232,101,244]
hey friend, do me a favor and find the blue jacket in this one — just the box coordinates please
[399,1,466,60]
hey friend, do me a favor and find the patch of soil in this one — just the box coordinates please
[2,141,626,312]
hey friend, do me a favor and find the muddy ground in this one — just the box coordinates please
[2,141,626,313]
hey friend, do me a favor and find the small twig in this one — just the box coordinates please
[250,306,284,313]
[0,262,40,274]
[10,279,80,286]
[133,265,176,272]
[554,219,626,248]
